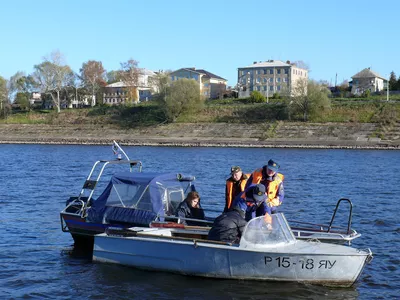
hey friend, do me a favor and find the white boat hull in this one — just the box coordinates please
[93,233,371,287]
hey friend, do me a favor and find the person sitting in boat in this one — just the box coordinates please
[224,166,249,212]
[245,159,284,214]
[175,191,205,226]
[207,205,247,244]
[231,184,272,221]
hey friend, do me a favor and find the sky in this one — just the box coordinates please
[1,0,399,86]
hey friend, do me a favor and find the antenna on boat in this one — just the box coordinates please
[112,140,130,160]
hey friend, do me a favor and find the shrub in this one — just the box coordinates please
[249,91,266,103]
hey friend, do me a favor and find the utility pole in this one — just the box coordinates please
[387,78,389,101]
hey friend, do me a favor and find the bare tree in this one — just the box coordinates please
[119,59,140,104]
[32,50,72,112]
[292,60,310,71]
[289,78,331,121]
[149,71,171,99]
[80,60,106,106]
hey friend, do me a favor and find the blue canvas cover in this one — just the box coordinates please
[86,172,194,225]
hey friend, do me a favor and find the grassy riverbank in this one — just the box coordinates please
[1,99,399,149]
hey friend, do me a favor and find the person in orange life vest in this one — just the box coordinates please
[224,166,250,212]
[246,159,284,214]
[231,184,272,222]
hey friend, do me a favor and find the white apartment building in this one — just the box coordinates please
[237,60,308,98]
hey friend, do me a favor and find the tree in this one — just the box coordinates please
[163,78,203,122]
[32,50,72,112]
[7,71,25,101]
[149,71,171,102]
[106,70,122,84]
[389,71,397,90]
[292,60,310,71]
[80,60,106,106]
[14,92,30,111]
[0,76,10,118]
[249,91,266,103]
[288,78,331,121]
[119,59,140,104]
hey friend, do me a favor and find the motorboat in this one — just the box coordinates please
[60,142,361,248]
[92,214,372,287]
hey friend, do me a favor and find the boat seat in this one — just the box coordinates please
[104,206,157,226]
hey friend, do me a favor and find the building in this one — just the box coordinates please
[103,69,156,105]
[170,68,227,99]
[237,60,308,98]
[350,68,387,95]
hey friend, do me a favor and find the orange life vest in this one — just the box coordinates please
[250,168,284,206]
[225,174,249,210]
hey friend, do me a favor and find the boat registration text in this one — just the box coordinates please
[264,256,336,269]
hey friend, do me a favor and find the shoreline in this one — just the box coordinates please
[0,137,399,150]
[0,123,399,150]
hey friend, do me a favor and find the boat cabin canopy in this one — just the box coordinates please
[86,172,196,225]
[240,214,297,249]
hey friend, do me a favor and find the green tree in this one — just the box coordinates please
[163,78,203,122]
[106,70,122,84]
[389,71,398,90]
[0,76,10,118]
[14,92,30,111]
[288,78,331,121]
[249,91,266,103]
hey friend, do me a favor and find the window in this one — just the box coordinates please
[263,86,267,91]
[277,69,281,74]
[269,78,273,83]
[276,78,281,83]
[257,86,261,91]
[269,86,273,91]
[283,78,288,83]
[277,85,281,91]
[269,69,273,74]
[263,69,267,74]
[285,69,289,74]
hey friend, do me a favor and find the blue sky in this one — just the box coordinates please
[1,0,399,86]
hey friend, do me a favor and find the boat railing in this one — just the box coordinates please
[154,215,214,227]
[327,198,353,234]
[78,159,143,211]
[290,198,356,234]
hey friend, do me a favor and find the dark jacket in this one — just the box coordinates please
[207,208,247,244]
[231,185,271,221]
[175,200,205,226]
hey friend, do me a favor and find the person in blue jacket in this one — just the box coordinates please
[231,184,271,221]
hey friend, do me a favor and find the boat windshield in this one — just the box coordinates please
[240,214,296,249]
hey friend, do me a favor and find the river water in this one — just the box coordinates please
[0,144,399,299]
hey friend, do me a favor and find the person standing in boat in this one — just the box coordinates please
[175,191,205,226]
[224,166,249,212]
[207,205,248,244]
[231,184,272,221]
[246,159,284,214]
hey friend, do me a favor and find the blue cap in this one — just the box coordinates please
[253,184,267,202]
[267,159,280,172]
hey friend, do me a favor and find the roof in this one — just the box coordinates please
[352,68,386,80]
[171,68,227,81]
[106,81,126,88]
[239,60,292,69]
